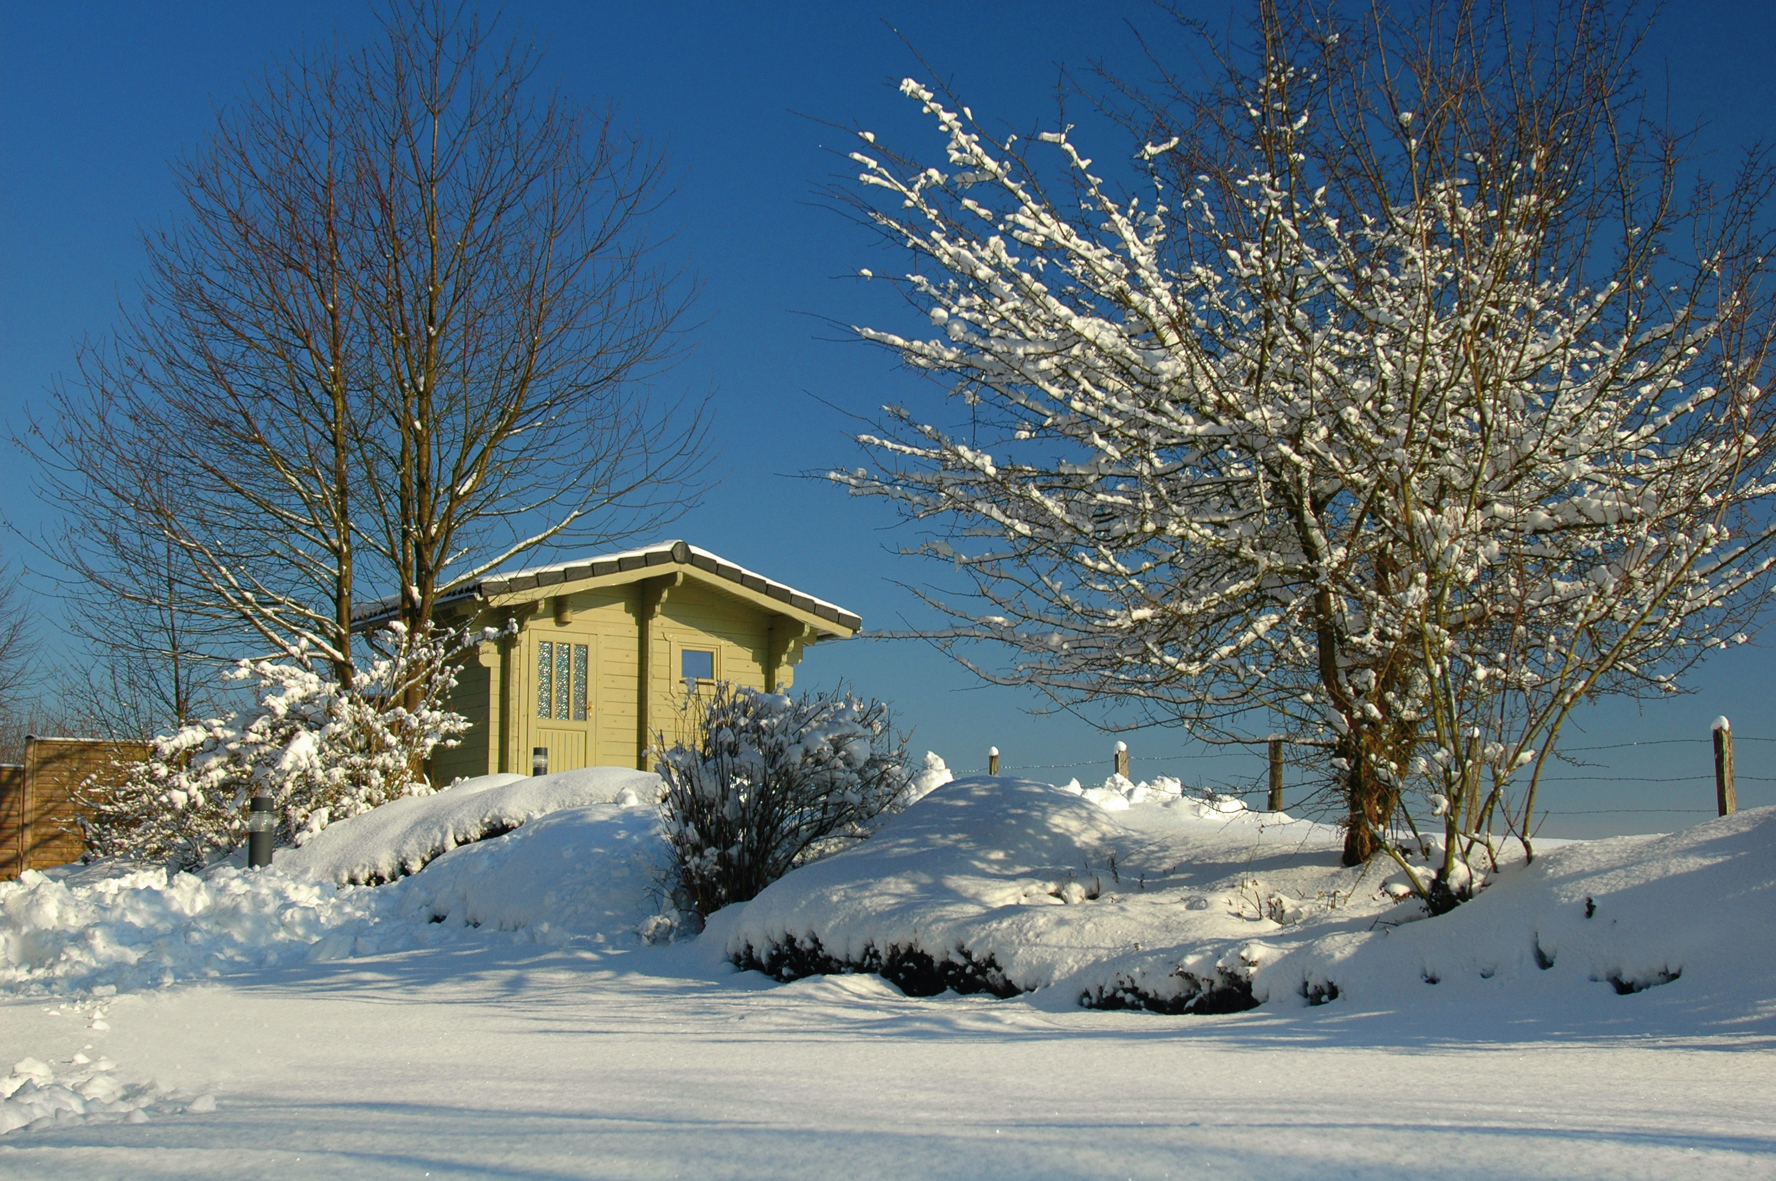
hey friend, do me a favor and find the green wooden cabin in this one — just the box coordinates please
[363,541,861,782]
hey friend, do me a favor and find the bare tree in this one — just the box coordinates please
[0,559,77,763]
[0,564,32,746]
[31,0,706,699]
[834,0,1776,876]
[52,536,223,740]
[348,9,707,662]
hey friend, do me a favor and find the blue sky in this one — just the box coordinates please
[4,1,1775,835]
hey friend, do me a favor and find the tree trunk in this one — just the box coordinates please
[1339,731,1399,866]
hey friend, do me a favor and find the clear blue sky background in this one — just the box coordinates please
[4,1,1774,836]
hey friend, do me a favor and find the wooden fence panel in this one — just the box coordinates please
[0,764,22,880]
[3,739,151,878]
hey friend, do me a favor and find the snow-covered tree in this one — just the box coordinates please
[656,683,911,917]
[80,625,468,871]
[834,0,1776,882]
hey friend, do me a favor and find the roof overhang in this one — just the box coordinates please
[355,541,860,640]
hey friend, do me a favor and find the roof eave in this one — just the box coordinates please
[354,541,861,638]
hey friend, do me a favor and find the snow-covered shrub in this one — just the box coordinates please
[79,625,468,871]
[655,683,911,917]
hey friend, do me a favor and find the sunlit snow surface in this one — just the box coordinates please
[1,767,1773,1177]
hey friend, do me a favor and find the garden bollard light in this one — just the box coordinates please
[533,746,548,776]
[248,792,275,868]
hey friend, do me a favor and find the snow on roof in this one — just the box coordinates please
[353,540,862,633]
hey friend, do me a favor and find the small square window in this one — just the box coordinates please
[681,649,715,682]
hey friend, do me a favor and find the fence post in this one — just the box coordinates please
[988,746,999,776]
[1267,738,1284,812]
[1114,741,1129,780]
[1713,717,1736,817]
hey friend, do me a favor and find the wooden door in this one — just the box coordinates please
[530,632,599,772]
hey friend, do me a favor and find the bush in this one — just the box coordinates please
[656,683,910,917]
[79,625,467,870]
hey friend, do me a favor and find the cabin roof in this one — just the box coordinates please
[353,541,862,636]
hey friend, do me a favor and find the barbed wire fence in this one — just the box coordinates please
[953,723,1760,821]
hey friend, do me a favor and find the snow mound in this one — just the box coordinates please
[391,802,676,943]
[1,798,676,996]
[1269,805,1776,1011]
[276,766,662,885]
[727,774,1348,1010]
[902,751,953,805]
[0,863,402,994]
[727,775,1776,1017]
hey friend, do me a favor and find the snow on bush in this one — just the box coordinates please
[726,774,1776,1016]
[79,625,468,870]
[656,683,913,917]
[727,773,1310,1010]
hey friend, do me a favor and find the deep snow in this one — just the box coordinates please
[728,774,1776,1018]
[1,763,1772,1177]
[1,771,676,997]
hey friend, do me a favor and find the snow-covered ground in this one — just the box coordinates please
[2,765,1773,1178]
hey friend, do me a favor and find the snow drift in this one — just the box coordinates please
[275,766,661,884]
[1272,806,1776,1010]
[0,773,674,995]
[726,775,1776,1016]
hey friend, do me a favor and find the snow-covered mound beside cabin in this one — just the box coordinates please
[276,765,662,884]
[725,774,1776,1017]
[0,772,674,996]
[7,757,1773,1023]
[273,763,664,884]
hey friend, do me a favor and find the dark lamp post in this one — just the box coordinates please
[248,792,275,868]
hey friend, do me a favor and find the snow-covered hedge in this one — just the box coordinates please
[12,753,1772,1026]
[1,771,676,995]
[276,766,661,885]
[726,774,1776,1015]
